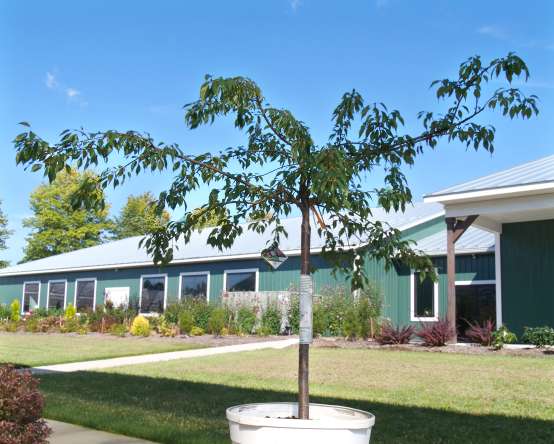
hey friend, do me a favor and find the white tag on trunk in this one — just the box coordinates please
[299,274,313,344]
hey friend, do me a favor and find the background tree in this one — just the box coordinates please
[111,192,170,240]
[21,169,112,262]
[190,206,229,230]
[0,199,12,268]
[14,53,538,417]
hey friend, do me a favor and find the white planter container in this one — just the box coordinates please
[226,402,375,444]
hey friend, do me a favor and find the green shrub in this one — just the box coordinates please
[491,325,517,350]
[191,301,214,331]
[317,288,352,336]
[191,326,204,336]
[60,318,82,334]
[261,304,281,335]
[24,316,40,333]
[312,302,326,336]
[288,295,300,334]
[178,311,194,335]
[522,326,554,348]
[256,325,272,336]
[208,308,226,336]
[33,308,49,317]
[64,303,76,320]
[10,299,21,322]
[109,324,127,337]
[5,321,18,332]
[0,304,11,321]
[157,315,178,337]
[237,306,257,334]
[163,302,183,325]
[342,307,359,340]
[130,315,150,337]
[357,285,382,339]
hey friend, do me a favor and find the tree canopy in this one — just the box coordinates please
[13,52,538,417]
[111,192,170,240]
[0,199,12,268]
[21,169,113,262]
[13,53,538,286]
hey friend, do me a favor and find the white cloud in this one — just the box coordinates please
[66,88,81,98]
[44,70,87,106]
[290,0,301,11]
[45,72,57,89]
[477,25,507,40]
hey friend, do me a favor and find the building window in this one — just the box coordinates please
[180,272,209,301]
[75,279,96,312]
[48,280,66,311]
[224,269,258,292]
[410,271,438,321]
[22,282,40,313]
[140,275,166,313]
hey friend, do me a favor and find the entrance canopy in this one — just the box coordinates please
[424,154,554,340]
[424,154,554,233]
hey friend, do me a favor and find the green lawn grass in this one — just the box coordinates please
[39,347,554,443]
[0,333,205,367]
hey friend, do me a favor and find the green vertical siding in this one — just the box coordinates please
[0,252,495,327]
[401,216,444,242]
[501,220,554,336]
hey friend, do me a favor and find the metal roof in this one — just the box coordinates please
[414,226,495,256]
[0,201,490,277]
[426,154,554,198]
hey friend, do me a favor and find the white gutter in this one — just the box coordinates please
[424,181,554,204]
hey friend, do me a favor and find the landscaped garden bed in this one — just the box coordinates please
[313,337,554,357]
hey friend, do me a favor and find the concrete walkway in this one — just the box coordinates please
[48,420,157,444]
[33,337,298,374]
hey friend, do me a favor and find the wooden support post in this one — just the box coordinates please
[445,215,478,343]
[446,217,457,343]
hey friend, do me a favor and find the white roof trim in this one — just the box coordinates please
[424,181,554,204]
[0,247,317,277]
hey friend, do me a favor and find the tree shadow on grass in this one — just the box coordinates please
[39,370,553,444]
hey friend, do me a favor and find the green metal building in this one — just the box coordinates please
[0,199,499,335]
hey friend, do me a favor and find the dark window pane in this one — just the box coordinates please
[23,283,39,312]
[181,274,208,301]
[226,271,256,292]
[48,282,66,310]
[415,272,434,318]
[76,280,95,312]
[141,276,165,313]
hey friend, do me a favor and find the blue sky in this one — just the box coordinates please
[1,0,553,264]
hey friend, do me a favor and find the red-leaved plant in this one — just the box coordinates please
[376,323,415,345]
[465,319,495,346]
[416,319,454,346]
[0,365,52,444]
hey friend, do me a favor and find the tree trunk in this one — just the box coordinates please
[298,204,312,419]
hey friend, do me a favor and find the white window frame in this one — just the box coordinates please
[454,279,496,286]
[179,271,210,302]
[139,274,168,314]
[74,278,98,312]
[21,281,41,314]
[410,270,439,322]
[223,268,259,292]
[46,279,68,311]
